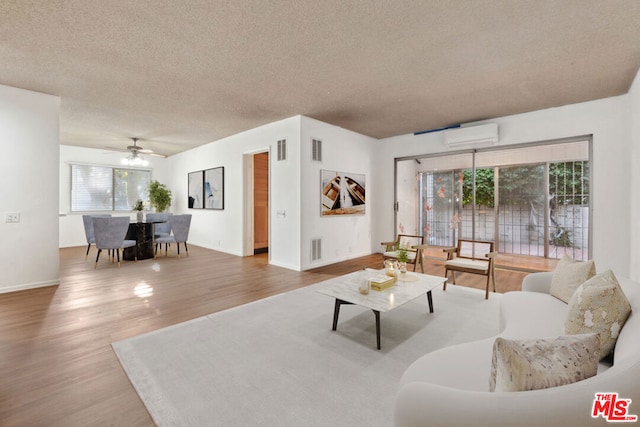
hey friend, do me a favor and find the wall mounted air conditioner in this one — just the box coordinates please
[443,123,499,147]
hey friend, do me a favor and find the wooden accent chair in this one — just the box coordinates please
[381,234,427,273]
[443,240,497,299]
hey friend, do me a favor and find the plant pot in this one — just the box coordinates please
[136,211,144,223]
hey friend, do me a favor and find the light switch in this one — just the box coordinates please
[5,212,20,223]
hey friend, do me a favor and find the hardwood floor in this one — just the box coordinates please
[0,245,535,426]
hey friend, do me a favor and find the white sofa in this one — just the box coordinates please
[394,272,640,427]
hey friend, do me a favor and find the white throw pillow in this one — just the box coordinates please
[565,270,632,359]
[550,255,596,303]
[489,334,600,392]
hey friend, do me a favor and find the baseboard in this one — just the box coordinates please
[268,260,302,271]
[0,279,60,294]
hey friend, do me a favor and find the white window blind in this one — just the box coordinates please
[71,164,151,212]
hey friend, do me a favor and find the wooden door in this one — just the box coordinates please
[253,152,269,253]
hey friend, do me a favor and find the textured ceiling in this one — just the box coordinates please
[1,0,639,156]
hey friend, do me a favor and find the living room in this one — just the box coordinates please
[3,71,639,294]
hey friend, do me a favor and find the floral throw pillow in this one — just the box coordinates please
[550,255,596,303]
[565,270,631,360]
[489,334,600,392]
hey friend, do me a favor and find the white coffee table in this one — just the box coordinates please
[316,269,446,349]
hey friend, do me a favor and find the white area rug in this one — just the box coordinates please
[112,281,502,426]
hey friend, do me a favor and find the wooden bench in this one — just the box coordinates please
[381,234,427,273]
[443,240,497,299]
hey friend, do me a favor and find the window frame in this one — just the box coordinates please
[70,162,152,212]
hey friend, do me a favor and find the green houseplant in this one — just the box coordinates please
[148,180,172,212]
[396,246,409,276]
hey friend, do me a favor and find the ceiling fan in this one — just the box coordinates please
[106,138,168,166]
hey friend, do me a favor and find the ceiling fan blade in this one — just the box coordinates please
[102,138,169,158]
[104,146,128,153]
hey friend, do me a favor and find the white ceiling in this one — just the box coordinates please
[1,1,639,156]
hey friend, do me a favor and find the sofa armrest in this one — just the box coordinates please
[521,271,554,294]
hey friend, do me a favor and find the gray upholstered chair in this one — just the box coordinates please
[92,216,137,268]
[82,214,111,260]
[155,214,192,258]
[145,212,172,238]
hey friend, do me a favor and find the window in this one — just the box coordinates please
[71,164,151,212]
[399,138,591,262]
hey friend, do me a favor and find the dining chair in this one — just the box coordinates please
[145,212,172,238]
[92,216,137,268]
[155,214,192,258]
[82,214,111,260]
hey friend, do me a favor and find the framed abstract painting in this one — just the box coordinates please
[204,166,224,210]
[321,169,365,216]
[188,171,203,209]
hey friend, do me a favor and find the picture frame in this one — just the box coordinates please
[321,169,366,216]
[188,170,203,209]
[204,166,224,210]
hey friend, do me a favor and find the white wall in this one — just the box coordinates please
[0,84,60,293]
[165,116,302,270]
[58,145,170,248]
[299,116,376,270]
[629,68,640,281]
[374,95,633,277]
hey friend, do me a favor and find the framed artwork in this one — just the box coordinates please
[188,171,203,209]
[321,169,366,216]
[204,166,224,210]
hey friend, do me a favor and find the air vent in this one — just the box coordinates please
[311,238,322,261]
[311,138,322,162]
[277,139,287,161]
[443,123,499,147]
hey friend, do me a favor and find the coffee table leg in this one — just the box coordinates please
[427,291,434,313]
[332,299,342,331]
[373,310,381,350]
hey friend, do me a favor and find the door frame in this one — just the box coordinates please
[242,148,271,257]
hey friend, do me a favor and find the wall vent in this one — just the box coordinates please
[311,238,322,261]
[311,138,322,162]
[277,139,287,161]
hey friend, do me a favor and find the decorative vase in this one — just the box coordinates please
[358,267,370,295]
[136,211,144,223]
[385,259,397,277]
[398,262,407,277]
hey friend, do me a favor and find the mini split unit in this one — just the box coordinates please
[443,123,499,147]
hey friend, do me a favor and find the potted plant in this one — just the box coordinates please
[396,246,409,276]
[148,180,172,212]
[133,199,145,222]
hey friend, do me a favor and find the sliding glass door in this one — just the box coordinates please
[395,138,590,261]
